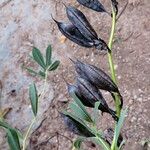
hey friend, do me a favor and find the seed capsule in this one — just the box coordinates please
[61,113,94,137]
[53,18,94,48]
[66,6,98,41]
[76,77,118,121]
[67,83,93,107]
[67,79,118,121]
[74,60,119,93]
[66,6,109,51]
[53,7,109,50]
[76,0,107,13]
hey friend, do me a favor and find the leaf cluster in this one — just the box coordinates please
[23,45,60,78]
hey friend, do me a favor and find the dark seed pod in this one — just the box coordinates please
[76,0,107,13]
[66,78,118,121]
[66,6,98,41]
[66,6,109,51]
[53,18,94,48]
[74,60,119,93]
[103,128,123,147]
[76,77,118,121]
[61,112,94,137]
[67,83,93,107]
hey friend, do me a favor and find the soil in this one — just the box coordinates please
[0,0,150,150]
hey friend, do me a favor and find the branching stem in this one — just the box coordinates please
[107,7,122,150]
[22,69,48,150]
[107,9,121,118]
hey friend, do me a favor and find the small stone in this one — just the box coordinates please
[129,99,133,105]
[118,75,121,79]
[137,97,142,102]
[133,95,137,100]
[130,116,137,122]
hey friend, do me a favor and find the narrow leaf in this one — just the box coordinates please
[93,101,100,124]
[71,93,93,123]
[62,111,94,137]
[90,137,110,150]
[32,47,46,69]
[69,102,93,123]
[48,60,60,71]
[38,70,46,78]
[7,129,21,150]
[29,83,38,116]
[46,45,52,67]
[114,108,127,146]
[24,67,38,76]
[0,120,22,138]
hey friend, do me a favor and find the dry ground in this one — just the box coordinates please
[0,0,150,150]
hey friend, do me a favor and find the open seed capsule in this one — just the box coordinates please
[53,19,94,48]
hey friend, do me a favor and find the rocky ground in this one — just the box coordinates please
[0,0,150,149]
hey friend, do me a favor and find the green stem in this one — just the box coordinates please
[108,8,121,150]
[22,69,48,150]
[96,136,111,150]
[22,117,36,150]
[107,10,121,118]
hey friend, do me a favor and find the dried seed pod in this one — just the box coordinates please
[66,6,109,50]
[53,18,94,48]
[76,77,118,121]
[67,83,93,107]
[66,6,98,41]
[61,112,94,137]
[53,9,109,50]
[74,60,119,93]
[103,128,123,146]
[66,78,118,121]
[76,0,107,13]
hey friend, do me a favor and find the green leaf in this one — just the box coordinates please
[32,47,46,69]
[93,101,100,124]
[71,93,93,123]
[24,67,38,76]
[73,137,85,150]
[46,45,52,67]
[48,60,60,71]
[62,111,94,136]
[38,70,46,78]
[7,129,21,150]
[114,108,128,147]
[69,102,93,123]
[90,137,110,150]
[0,120,22,137]
[29,83,38,116]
